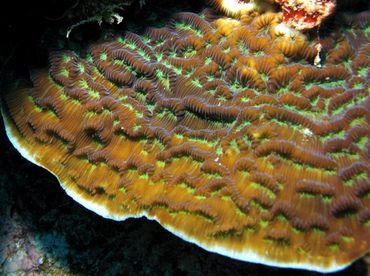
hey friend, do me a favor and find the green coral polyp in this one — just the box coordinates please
[156,108,177,120]
[154,50,164,61]
[188,137,219,147]
[175,22,203,37]
[191,77,203,87]
[60,67,70,77]
[328,243,340,251]
[137,48,151,61]
[253,50,265,57]
[182,46,197,58]
[99,51,108,60]
[250,182,277,199]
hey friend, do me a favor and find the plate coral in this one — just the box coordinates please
[2,1,370,273]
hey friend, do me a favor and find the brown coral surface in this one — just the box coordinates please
[2,7,370,273]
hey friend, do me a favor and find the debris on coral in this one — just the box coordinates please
[210,0,337,30]
[271,0,336,30]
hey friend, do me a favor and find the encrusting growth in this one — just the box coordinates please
[271,0,337,30]
[2,2,370,273]
[210,0,337,30]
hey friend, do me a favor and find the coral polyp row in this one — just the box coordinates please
[3,9,370,272]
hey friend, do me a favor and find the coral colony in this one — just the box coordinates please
[2,0,370,273]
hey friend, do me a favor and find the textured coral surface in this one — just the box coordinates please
[1,115,368,275]
[2,4,370,273]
